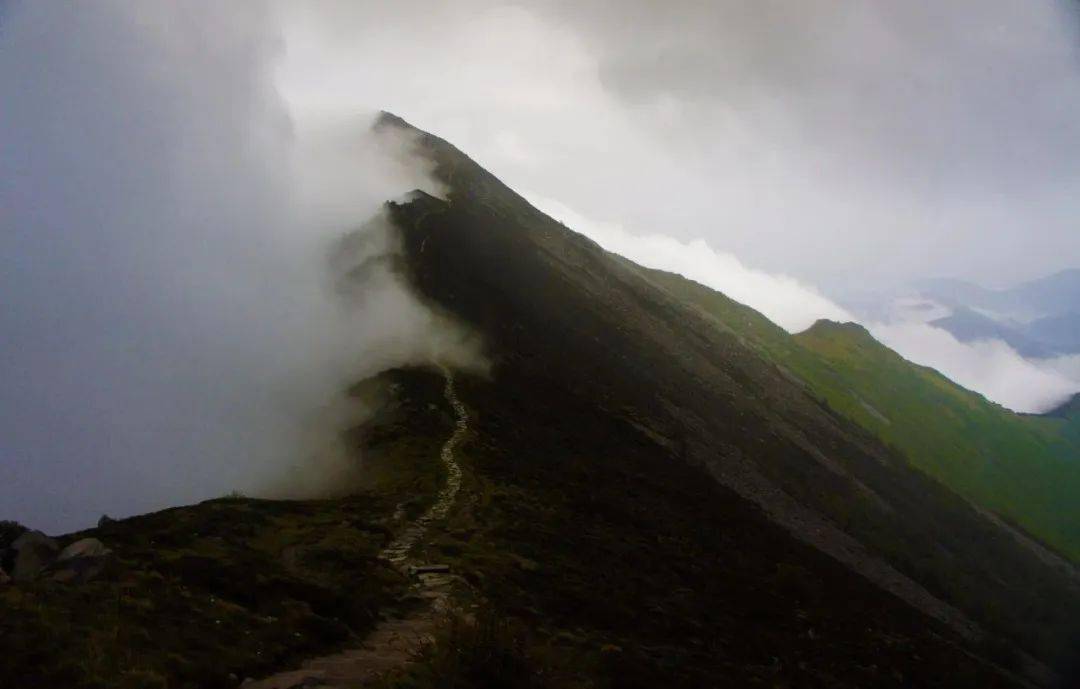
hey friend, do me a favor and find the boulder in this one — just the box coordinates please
[10,530,59,581]
[56,537,110,562]
[49,537,112,584]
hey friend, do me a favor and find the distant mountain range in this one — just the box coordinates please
[918,271,1080,357]
[919,270,1080,317]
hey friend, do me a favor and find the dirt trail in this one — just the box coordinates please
[379,370,466,567]
[242,369,468,689]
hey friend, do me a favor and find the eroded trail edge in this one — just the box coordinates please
[244,368,468,689]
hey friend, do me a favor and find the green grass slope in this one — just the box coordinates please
[793,322,1080,561]
[644,268,1080,564]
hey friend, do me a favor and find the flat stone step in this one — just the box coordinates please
[409,563,450,575]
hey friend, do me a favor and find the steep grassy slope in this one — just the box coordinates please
[645,269,1080,564]
[794,322,1080,556]
[380,113,1080,672]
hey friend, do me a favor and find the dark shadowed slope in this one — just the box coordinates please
[379,112,1080,674]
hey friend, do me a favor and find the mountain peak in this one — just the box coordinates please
[804,319,875,341]
[373,110,416,132]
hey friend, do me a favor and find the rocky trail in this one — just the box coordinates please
[243,369,468,689]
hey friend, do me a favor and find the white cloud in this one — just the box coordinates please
[868,323,1077,413]
[0,1,482,533]
[1036,354,1080,386]
[529,195,1079,413]
[275,0,1080,291]
[529,195,853,332]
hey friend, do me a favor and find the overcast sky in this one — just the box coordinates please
[276,0,1080,411]
[2,1,1078,531]
[279,0,1080,292]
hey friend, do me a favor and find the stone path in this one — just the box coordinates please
[379,370,466,567]
[242,369,468,689]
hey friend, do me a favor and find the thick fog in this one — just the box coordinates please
[0,2,481,533]
[3,1,1078,530]
[279,0,1080,290]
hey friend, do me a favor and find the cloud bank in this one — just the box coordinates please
[529,195,852,333]
[278,0,1080,292]
[1038,355,1080,387]
[869,324,1078,413]
[272,1,1080,413]
[0,1,480,533]
[532,196,1078,413]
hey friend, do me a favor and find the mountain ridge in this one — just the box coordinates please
[3,114,1077,688]
[380,113,1080,672]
